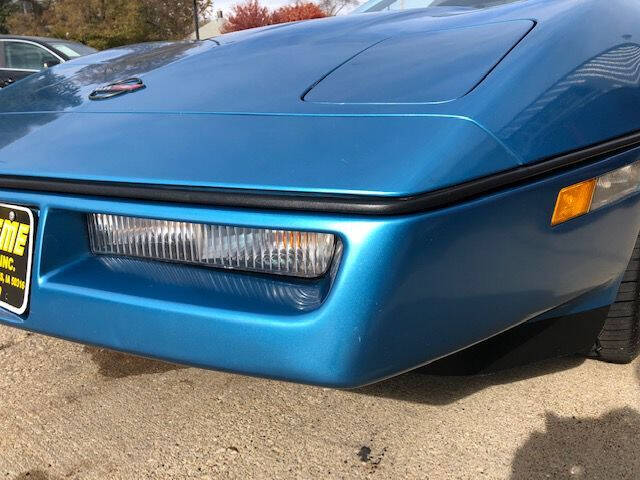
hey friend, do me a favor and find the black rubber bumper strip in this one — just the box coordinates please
[0,130,639,216]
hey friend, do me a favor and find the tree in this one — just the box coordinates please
[221,0,271,34]
[316,0,359,15]
[223,0,328,34]
[0,0,16,33]
[140,0,212,41]
[271,2,326,24]
[5,0,212,49]
[4,0,52,36]
[44,0,149,49]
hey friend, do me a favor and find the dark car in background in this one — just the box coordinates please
[0,35,96,88]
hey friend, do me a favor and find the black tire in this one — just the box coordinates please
[590,236,640,363]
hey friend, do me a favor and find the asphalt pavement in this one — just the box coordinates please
[1,325,639,479]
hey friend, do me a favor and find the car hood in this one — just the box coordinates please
[0,9,532,114]
[2,0,636,198]
[0,8,530,197]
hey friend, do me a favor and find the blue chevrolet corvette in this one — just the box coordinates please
[0,0,639,387]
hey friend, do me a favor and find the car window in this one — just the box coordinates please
[50,42,97,58]
[1,41,59,71]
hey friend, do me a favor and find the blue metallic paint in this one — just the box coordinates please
[1,1,640,193]
[303,20,534,104]
[0,148,637,386]
[0,113,518,196]
[0,0,639,386]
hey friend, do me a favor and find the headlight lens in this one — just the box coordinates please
[591,161,640,211]
[87,214,337,278]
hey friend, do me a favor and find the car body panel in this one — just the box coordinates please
[303,20,534,104]
[0,0,639,386]
[0,147,638,387]
[0,112,518,196]
[1,0,639,197]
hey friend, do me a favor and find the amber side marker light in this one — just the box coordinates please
[551,160,640,226]
[551,179,596,225]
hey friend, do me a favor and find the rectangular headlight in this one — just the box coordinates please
[591,161,640,211]
[87,214,337,278]
[552,160,640,225]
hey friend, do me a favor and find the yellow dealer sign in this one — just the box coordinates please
[0,204,35,315]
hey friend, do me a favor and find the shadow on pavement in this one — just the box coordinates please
[354,356,585,406]
[83,346,187,379]
[510,407,640,479]
[13,471,58,480]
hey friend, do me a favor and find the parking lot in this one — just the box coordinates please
[0,325,639,479]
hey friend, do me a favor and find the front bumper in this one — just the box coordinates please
[1,147,639,388]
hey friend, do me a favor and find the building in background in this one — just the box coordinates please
[190,10,226,40]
